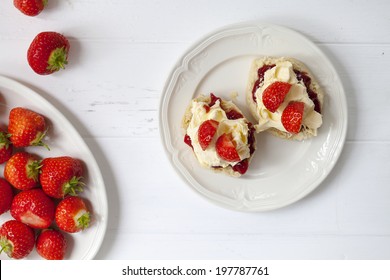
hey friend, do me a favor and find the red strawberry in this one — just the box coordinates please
[198,120,219,150]
[0,179,13,216]
[216,133,240,162]
[0,131,13,164]
[8,107,49,149]
[0,220,35,259]
[27,31,70,75]
[40,156,84,199]
[281,101,305,134]
[11,189,55,229]
[14,0,47,16]
[36,229,67,260]
[55,196,90,233]
[262,81,292,112]
[4,152,41,190]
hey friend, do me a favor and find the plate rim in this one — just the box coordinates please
[159,21,348,212]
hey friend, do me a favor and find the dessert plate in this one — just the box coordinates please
[159,22,347,211]
[0,75,107,259]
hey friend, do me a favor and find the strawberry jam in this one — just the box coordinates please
[209,93,221,107]
[252,64,275,102]
[294,70,321,113]
[232,123,256,175]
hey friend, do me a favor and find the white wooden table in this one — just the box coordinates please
[0,0,389,260]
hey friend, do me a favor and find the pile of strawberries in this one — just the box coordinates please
[13,0,70,75]
[0,107,91,260]
[0,1,86,260]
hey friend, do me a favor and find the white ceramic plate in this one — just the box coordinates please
[159,22,347,212]
[0,75,107,259]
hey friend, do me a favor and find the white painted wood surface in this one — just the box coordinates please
[0,0,389,259]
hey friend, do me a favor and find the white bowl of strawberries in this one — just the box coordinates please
[0,76,107,260]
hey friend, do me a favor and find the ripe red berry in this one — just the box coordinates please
[0,220,35,259]
[4,152,41,191]
[281,101,305,134]
[262,81,292,112]
[36,229,67,260]
[27,31,70,75]
[10,189,55,229]
[215,133,241,162]
[0,179,13,216]
[198,120,219,151]
[8,107,48,149]
[14,0,47,17]
[40,156,84,199]
[55,196,91,233]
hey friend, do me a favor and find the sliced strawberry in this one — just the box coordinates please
[198,120,219,151]
[281,101,305,134]
[216,133,240,162]
[262,81,292,112]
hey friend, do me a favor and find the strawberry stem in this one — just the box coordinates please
[0,237,12,257]
[63,176,85,196]
[0,132,11,149]
[27,160,42,182]
[31,129,50,151]
[77,212,90,230]
[47,47,68,72]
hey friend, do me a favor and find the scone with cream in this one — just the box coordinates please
[182,93,256,177]
[246,57,324,140]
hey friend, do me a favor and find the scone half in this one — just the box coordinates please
[182,93,256,177]
[246,56,324,140]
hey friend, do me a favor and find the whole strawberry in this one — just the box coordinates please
[0,179,13,216]
[27,31,70,75]
[40,156,84,199]
[11,189,55,229]
[4,152,41,190]
[0,220,35,259]
[55,196,90,233]
[36,229,67,260]
[14,0,47,16]
[0,131,13,164]
[8,107,49,149]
